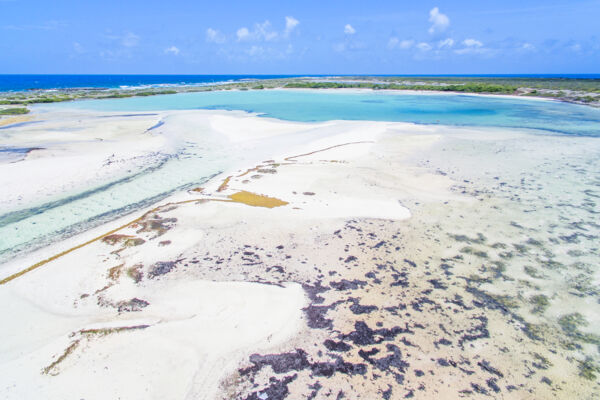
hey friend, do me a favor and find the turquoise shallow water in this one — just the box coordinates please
[2,90,599,266]
[0,138,231,264]
[52,89,600,137]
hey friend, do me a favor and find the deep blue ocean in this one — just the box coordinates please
[0,74,599,92]
[0,75,303,92]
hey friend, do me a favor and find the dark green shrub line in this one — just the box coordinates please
[0,107,29,115]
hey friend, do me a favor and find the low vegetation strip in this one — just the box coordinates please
[285,81,517,93]
[0,107,29,115]
[0,76,598,108]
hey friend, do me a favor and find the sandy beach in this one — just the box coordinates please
[1,105,599,399]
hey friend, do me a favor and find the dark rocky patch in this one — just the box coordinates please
[348,298,378,315]
[486,378,501,393]
[343,321,412,346]
[478,360,504,378]
[148,260,179,278]
[117,297,149,312]
[382,385,393,400]
[458,316,490,348]
[243,375,297,400]
[323,339,352,352]
[307,382,322,400]
[304,305,334,329]
[302,281,329,304]
[470,383,488,394]
[330,279,367,291]
[242,349,366,382]
[428,279,448,290]
[358,344,409,373]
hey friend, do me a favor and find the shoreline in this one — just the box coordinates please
[0,108,410,277]
[1,106,599,399]
[0,101,593,278]
[2,75,599,111]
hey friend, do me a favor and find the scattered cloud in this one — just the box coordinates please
[428,7,450,34]
[236,17,300,42]
[520,42,535,51]
[236,20,278,42]
[462,38,483,47]
[121,32,139,47]
[399,39,415,49]
[570,43,582,52]
[284,16,299,37]
[438,38,454,48]
[388,38,414,50]
[454,39,490,55]
[206,28,226,44]
[164,46,180,55]
[256,20,279,41]
[236,27,250,41]
[416,42,432,51]
[344,24,356,35]
[254,21,277,41]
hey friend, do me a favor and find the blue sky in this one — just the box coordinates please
[1,0,599,74]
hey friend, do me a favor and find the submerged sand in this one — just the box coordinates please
[0,107,599,399]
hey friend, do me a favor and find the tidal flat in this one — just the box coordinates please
[0,93,598,399]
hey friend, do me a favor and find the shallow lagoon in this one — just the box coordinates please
[52,89,600,137]
[2,90,599,263]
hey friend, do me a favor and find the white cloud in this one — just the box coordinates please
[121,32,139,47]
[454,39,491,55]
[388,38,414,50]
[164,46,180,55]
[206,28,225,44]
[236,27,250,41]
[255,20,278,41]
[236,17,299,43]
[344,24,356,35]
[521,42,535,51]
[237,17,300,42]
[416,42,432,51]
[428,7,450,34]
[463,38,483,47]
[237,21,278,42]
[400,39,414,49]
[285,16,299,36]
[438,38,454,48]
[570,43,582,52]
